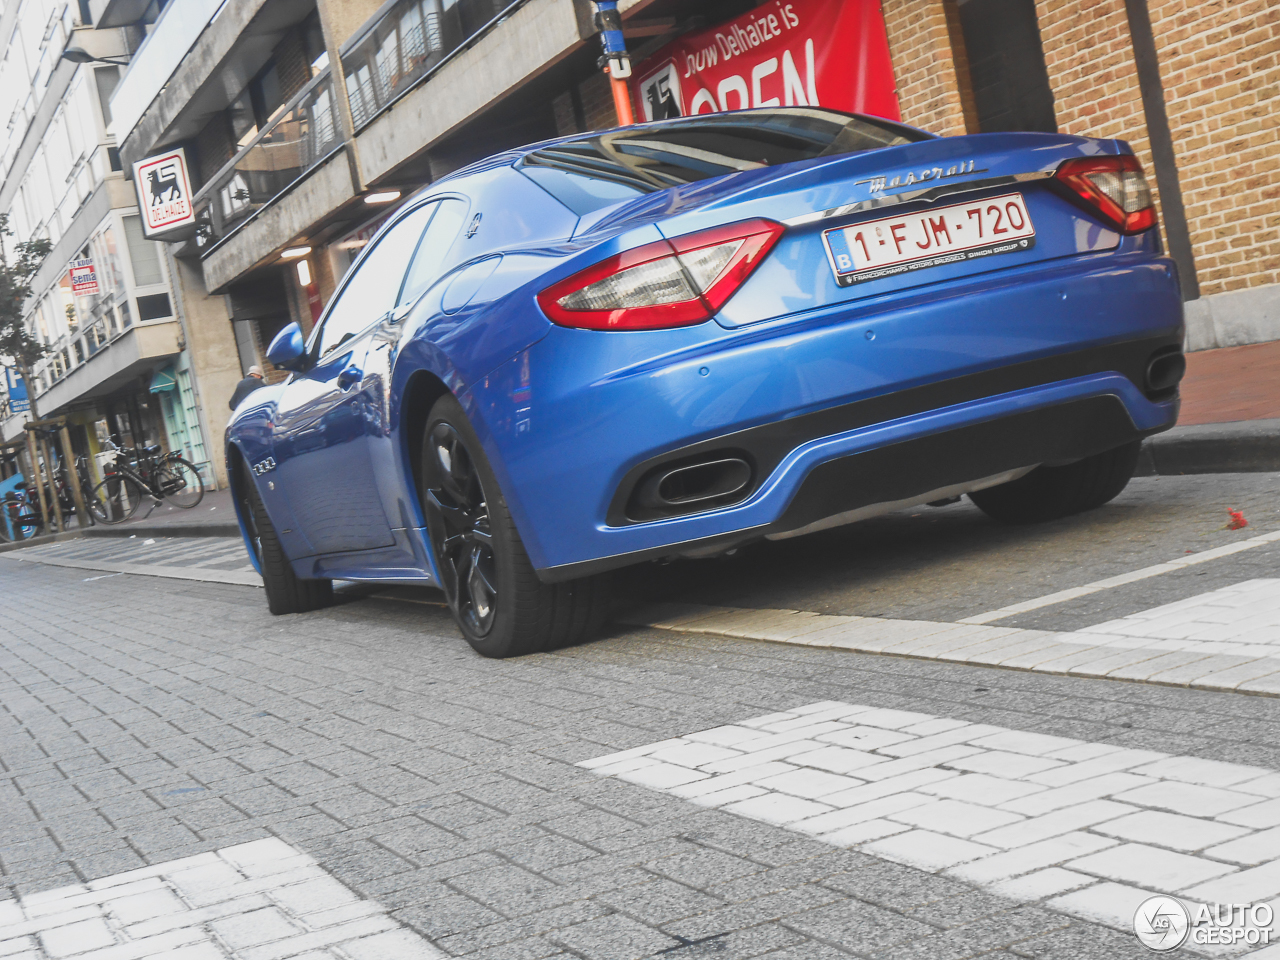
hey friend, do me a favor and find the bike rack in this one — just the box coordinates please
[8,418,93,533]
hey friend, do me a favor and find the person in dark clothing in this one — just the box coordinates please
[229,365,265,410]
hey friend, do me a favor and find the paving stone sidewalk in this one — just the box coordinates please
[581,700,1280,957]
[2,559,1279,958]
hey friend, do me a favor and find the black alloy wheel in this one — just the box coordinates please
[425,420,498,637]
[420,394,612,658]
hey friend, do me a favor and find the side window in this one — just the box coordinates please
[315,203,435,357]
[398,198,469,306]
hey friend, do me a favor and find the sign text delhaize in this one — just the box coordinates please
[630,0,899,122]
[132,148,195,237]
[68,258,99,296]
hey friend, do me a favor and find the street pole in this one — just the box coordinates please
[57,423,90,528]
[36,430,63,532]
[593,1,635,126]
[24,430,50,534]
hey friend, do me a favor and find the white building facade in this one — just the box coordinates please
[0,0,214,485]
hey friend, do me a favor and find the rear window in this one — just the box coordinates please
[518,108,930,215]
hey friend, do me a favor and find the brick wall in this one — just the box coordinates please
[1033,1,1169,248]
[579,72,618,131]
[1148,0,1279,294]
[882,0,969,137]
[552,71,620,135]
[274,29,313,106]
[1034,0,1278,296]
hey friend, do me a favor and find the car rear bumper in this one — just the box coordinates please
[469,254,1183,580]
[533,375,1174,580]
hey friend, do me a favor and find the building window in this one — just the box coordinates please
[136,293,172,321]
[955,0,1057,134]
[122,215,163,285]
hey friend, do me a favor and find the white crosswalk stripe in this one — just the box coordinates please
[581,701,1280,956]
[0,838,443,959]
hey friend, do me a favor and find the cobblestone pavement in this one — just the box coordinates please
[0,473,1278,958]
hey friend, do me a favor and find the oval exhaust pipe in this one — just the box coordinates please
[1146,350,1186,394]
[631,456,754,520]
[655,457,752,506]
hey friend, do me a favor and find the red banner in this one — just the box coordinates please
[630,0,899,123]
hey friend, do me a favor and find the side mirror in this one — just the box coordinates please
[266,322,310,371]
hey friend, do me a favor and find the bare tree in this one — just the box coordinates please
[0,214,52,421]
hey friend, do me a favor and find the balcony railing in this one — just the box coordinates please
[191,0,527,253]
[193,72,343,251]
[341,0,522,132]
[31,306,130,397]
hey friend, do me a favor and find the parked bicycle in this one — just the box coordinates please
[0,486,43,542]
[88,439,205,524]
[0,446,95,542]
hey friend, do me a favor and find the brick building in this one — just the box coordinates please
[875,0,1277,348]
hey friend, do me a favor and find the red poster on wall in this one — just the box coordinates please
[630,0,899,123]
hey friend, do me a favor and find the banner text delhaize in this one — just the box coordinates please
[630,0,899,123]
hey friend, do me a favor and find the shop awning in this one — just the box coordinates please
[149,366,177,393]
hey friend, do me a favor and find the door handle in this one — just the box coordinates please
[337,365,363,390]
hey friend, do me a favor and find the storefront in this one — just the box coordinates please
[149,352,212,479]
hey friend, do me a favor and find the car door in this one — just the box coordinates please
[362,198,470,525]
[271,202,436,556]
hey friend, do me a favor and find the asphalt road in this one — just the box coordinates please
[0,472,1278,959]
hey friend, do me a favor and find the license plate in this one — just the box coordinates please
[823,192,1037,286]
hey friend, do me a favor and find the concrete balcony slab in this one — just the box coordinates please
[36,320,183,416]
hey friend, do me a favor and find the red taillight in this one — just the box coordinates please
[1054,155,1156,234]
[538,219,785,330]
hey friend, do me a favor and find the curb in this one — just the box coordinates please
[1138,418,1280,476]
[0,522,239,555]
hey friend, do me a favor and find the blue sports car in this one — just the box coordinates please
[227,107,1184,658]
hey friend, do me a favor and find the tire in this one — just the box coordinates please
[157,458,205,508]
[968,440,1142,524]
[420,394,612,658]
[88,475,145,524]
[239,464,333,615]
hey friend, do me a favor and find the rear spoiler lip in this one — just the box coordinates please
[780,135,1141,229]
[781,170,1057,227]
